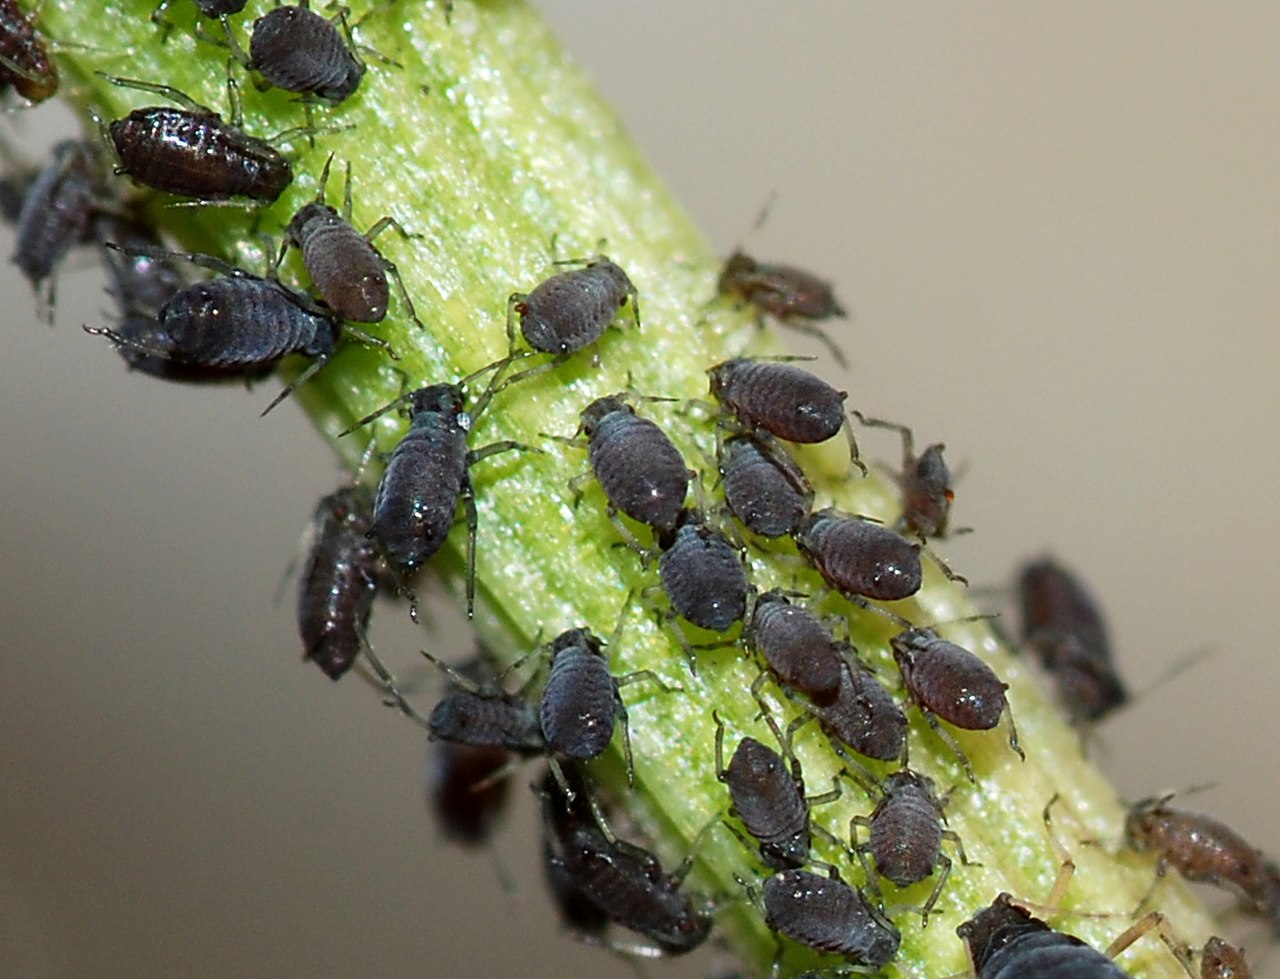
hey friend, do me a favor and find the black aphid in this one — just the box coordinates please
[717,434,813,539]
[657,509,751,649]
[283,154,422,326]
[241,1,365,103]
[809,653,907,764]
[856,412,959,540]
[571,393,691,546]
[1018,557,1128,723]
[717,250,848,367]
[10,140,102,313]
[745,590,843,707]
[714,710,837,871]
[0,0,57,103]
[540,768,712,956]
[851,769,964,926]
[508,254,639,355]
[295,485,381,680]
[794,507,922,603]
[352,377,526,618]
[424,651,546,755]
[890,626,1022,781]
[707,357,860,467]
[762,868,900,968]
[101,72,293,203]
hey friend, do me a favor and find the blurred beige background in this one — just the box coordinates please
[3,3,1279,976]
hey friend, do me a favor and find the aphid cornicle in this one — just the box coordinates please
[1017,557,1129,722]
[717,250,849,368]
[358,380,526,618]
[295,486,381,680]
[850,769,964,926]
[244,1,365,103]
[761,868,901,968]
[508,254,639,355]
[1124,795,1280,933]
[745,590,843,707]
[657,508,751,638]
[717,434,814,539]
[539,767,712,956]
[10,140,102,309]
[0,0,58,104]
[794,507,922,603]
[283,155,422,326]
[101,73,292,203]
[574,394,692,542]
[890,626,1022,781]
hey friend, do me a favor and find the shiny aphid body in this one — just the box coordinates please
[0,0,57,103]
[1124,796,1280,932]
[718,434,813,539]
[579,394,690,536]
[717,250,849,368]
[746,590,843,707]
[103,73,292,203]
[658,509,751,635]
[958,894,1130,979]
[708,357,849,447]
[714,713,815,871]
[762,869,901,968]
[11,140,101,303]
[794,507,922,603]
[890,627,1021,780]
[1018,557,1129,722]
[295,486,381,680]
[284,157,421,326]
[248,3,364,103]
[541,772,711,955]
[509,255,639,355]
[852,769,960,925]
[366,383,524,617]
[811,656,907,764]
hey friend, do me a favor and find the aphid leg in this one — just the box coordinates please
[260,351,332,416]
[102,241,248,279]
[359,640,432,731]
[1105,912,1197,979]
[782,317,848,369]
[842,418,868,476]
[916,852,952,928]
[82,323,169,360]
[923,543,968,586]
[96,71,215,115]
[337,321,399,360]
[463,439,535,617]
[918,709,976,783]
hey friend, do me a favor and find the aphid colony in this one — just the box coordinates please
[6,3,1272,977]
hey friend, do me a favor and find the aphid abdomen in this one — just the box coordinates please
[540,652,618,760]
[372,426,469,571]
[250,5,363,101]
[586,407,688,532]
[295,206,389,322]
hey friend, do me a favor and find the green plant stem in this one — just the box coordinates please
[44,1,1219,975]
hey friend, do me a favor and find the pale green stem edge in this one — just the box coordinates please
[43,1,1219,975]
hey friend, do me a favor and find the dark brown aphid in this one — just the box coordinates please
[959,894,1150,979]
[717,250,848,368]
[0,0,57,103]
[714,710,835,871]
[540,767,712,956]
[794,507,922,603]
[355,379,525,618]
[745,589,843,707]
[284,155,421,326]
[574,394,691,542]
[658,508,751,639]
[101,73,292,203]
[810,653,907,764]
[1201,937,1251,979]
[427,656,512,845]
[295,486,381,680]
[717,434,813,538]
[707,358,859,468]
[850,769,964,925]
[890,626,1021,781]
[1125,796,1280,933]
[85,249,372,413]
[508,254,639,355]
[246,1,365,103]
[856,412,959,540]
[1018,557,1128,722]
[761,868,900,968]
[10,140,102,311]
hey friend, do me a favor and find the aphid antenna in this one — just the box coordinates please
[95,70,219,115]
[359,641,432,732]
[466,350,533,419]
[102,240,248,279]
